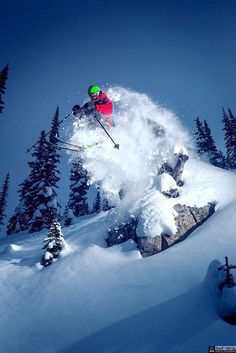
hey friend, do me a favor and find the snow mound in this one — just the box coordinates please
[1,243,23,255]
[206,258,236,323]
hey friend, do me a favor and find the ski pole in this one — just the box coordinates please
[93,113,120,149]
[26,112,73,153]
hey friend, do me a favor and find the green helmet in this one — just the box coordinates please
[88,84,100,95]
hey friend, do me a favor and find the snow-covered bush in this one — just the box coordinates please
[41,220,65,267]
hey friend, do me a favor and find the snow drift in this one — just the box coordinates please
[1,160,236,353]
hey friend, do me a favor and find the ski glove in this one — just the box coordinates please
[83,101,95,111]
[72,104,81,114]
[84,102,95,110]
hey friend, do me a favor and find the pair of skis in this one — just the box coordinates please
[26,111,120,154]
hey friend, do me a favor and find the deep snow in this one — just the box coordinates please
[1,88,236,353]
[0,160,236,353]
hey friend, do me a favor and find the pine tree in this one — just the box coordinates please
[28,125,61,232]
[26,130,51,232]
[101,190,112,211]
[28,108,61,232]
[203,120,225,168]
[102,197,110,211]
[0,173,9,231]
[213,150,227,169]
[195,117,207,155]
[41,219,65,267]
[0,64,9,114]
[8,109,62,235]
[222,108,230,167]
[195,117,225,168]
[92,186,101,213]
[63,205,74,226]
[223,108,236,169]
[48,106,61,180]
[203,120,217,153]
[65,157,89,220]
[44,106,61,224]
[7,178,32,235]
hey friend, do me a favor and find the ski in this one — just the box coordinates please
[49,139,99,152]
[26,112,73,153]
[55,138,98,150]
[55,138,86,149]
[49,143,83,152]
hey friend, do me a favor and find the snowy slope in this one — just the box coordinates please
[0,160,236,353]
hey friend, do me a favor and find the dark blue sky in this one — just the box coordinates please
[1,0,236,220]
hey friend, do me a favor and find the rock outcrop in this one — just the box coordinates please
[106,202,216,257]
[106,219,137,247]
[137,202,215,257]
[106,150,215,257]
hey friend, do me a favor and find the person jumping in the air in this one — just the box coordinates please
[72,85,113,128]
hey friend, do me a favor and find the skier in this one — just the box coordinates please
[26,85,118,154]
[72,85,113,128]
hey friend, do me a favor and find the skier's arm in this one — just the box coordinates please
[72,105,81,117]
[72,102,95,118]
[83,101,95,112]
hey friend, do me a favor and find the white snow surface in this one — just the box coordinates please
[0,160,236,353]
[1,89,236,352]
[135,187,178,237]
[157,172,179,193]
[1,162,236,353]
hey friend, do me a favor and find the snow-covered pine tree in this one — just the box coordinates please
[0,173,9,231]
[92,186,101,213]
[8,108,62,235]
[41,219,65,267]
[91,186,112,213]
[64,157,89,223]
[48,106,61,178]
[223,108,236,169]
[28,108,61,232]
[212,150,227,169]
[101,190,112,211]
[27,130,50,232]
[0,64,9,114]
[102,196,110,211]
[63,205,74,226]
[44,106,61,224]
[7,178,32,235]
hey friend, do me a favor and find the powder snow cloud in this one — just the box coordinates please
[69,87,193,235]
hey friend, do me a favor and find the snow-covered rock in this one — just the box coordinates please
[138,202,215,256]
[106,201,215,257]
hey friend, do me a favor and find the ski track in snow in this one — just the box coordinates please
[1,88,236,353]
